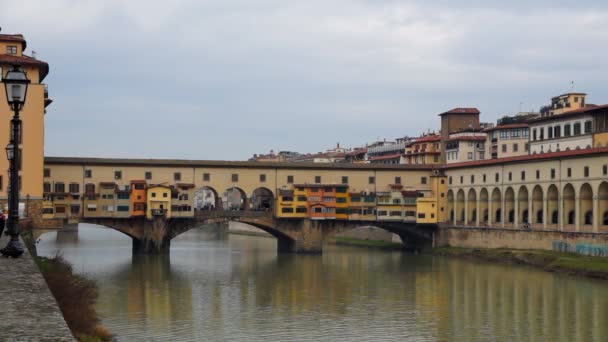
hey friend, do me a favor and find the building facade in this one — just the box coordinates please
[0,33,50,203]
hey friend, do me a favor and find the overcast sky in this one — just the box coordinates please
[4,0,608,160]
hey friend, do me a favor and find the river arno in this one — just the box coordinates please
[37,224,608,342]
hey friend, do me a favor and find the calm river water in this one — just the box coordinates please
[37,224,608,342]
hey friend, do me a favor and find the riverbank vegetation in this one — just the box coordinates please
[36,255,112,341]
[431,246,608,279]
[330,237,404,250]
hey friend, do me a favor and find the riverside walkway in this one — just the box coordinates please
[0,235,73,341]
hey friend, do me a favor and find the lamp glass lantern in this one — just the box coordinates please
[4,65,30,110]
[5,143,14,161]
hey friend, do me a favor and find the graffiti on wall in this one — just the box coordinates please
[553,241,608,257]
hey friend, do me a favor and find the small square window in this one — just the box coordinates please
[315,176,321,184]
[145,171,152,180]
[342,176,348,184]
[114,171,122,180]
[203,173,210,181]
[174,172,181,181]
[232,174,239,182]
[84,170,92,178]
[44,168,51,177]
[287,175,294,184]
[368,176,375,184]
[395,176,401,184]
[421,177,427,185]
[260,174,266,182]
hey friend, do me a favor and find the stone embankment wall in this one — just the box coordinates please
[437,226,608,257]
[0,235,73,340]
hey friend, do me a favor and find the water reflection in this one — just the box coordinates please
[36,224,608,342]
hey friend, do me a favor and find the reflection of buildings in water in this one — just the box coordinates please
[433,258,608,341]
[229,247,427,318]
[94,254,193,336]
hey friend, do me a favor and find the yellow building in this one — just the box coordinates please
[146,184,172,219]
[171,183,195,218]
[0,33,50,203]
[403,134,442,165]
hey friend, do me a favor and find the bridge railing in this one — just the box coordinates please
[194,210,272,220]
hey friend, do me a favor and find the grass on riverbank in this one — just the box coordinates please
[431,246,608,279]
[330,237,405,250]
[36,255,112,341]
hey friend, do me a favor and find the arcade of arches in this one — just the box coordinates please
[446,181,608,232]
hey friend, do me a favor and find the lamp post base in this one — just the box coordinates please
[0,238,24,258]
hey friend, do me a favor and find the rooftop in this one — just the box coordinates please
[0,53,49,81]
[45,156,435,170]
[529,104,608,124]
[439,108,480,116]
[0,34,26,49]
[443,146,608,169]
[484,123,529,131]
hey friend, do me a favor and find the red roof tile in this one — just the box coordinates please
[447,136,486,142]
[443,147,608,169]
[439,108,480,116]
[0,54,49,81]
[414,135,441,143]
[346,148,367,156]
[369,153,402,161]
[0,34,26,48]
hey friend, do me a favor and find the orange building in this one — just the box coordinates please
[130,180,147,217]
[295,184,348,220]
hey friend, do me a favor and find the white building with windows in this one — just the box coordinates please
[484,123,530,159]
[445,131,487,164]
[529,110,594,154]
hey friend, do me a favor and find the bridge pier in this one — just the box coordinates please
[275,218,326,254]
[132,216,172,254]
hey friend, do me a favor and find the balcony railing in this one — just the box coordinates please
[151,209,166,216]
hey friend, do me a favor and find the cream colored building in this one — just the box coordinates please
[445,131,487,163]
[484,123,529,159]
[0,33,50,201]
[43,157,441,223]
[445,148,608,233]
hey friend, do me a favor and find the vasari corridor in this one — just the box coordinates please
[2,2,608,341]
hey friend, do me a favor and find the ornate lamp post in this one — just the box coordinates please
[1,65,29,258]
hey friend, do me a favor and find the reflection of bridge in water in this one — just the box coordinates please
[79,210,436,254]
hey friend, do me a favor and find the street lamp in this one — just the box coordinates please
[1,65,29,258]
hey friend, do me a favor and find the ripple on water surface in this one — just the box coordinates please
[36,224,608,342]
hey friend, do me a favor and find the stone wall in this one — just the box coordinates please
[437,226,608,257]
[334,226,400,242]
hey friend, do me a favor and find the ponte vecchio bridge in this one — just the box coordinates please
[41,157,444,253]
